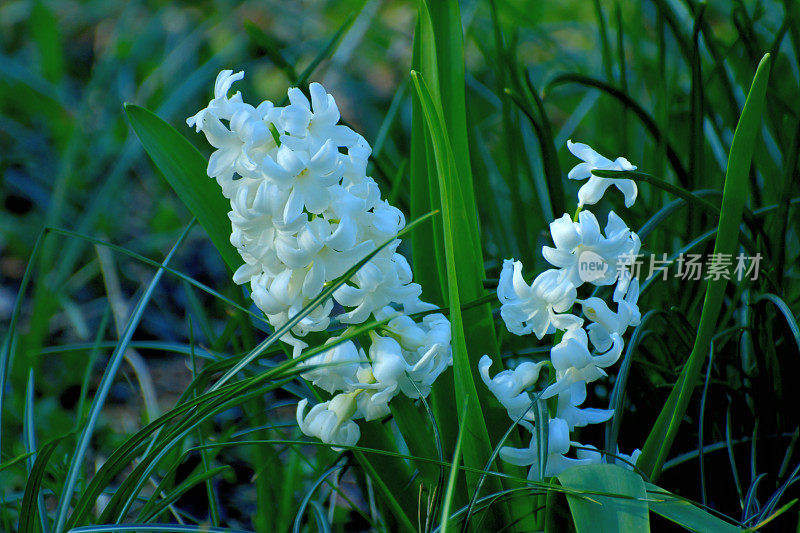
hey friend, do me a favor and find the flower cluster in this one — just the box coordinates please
[480,141,643,479]
[188,70,452,448]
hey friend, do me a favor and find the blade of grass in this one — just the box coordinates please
[462,394,544,532]
[0,452,34,475]
[755,294,800,355]
[413,0,506,504]
[69,283,480,529]
[605,311,663,460]
[75,215,436,527]
[638,54,772,481]
[410,9,448,320]
[689,4,706,192]
[558,464,650,532]
[69,526,253,533]
[486,0,539,260]
[45,227,268,325]
[0,230,45,454]
[614,2,629,151]
[293,464,343,533]
[125,104,240,272]
[771,117,800,287]
[523,70,565,219]
[646,484,744,532]
[23,369,49,533]
[188,321,221,527]
[30,0,64,83]
[138,466,232,523]
[243,20,298,81]
[440,401,469,533]
[292,15,355,91]
[52,222,194,533]
[20,434,71,533]
[592,0,614,84]
[411,70,499,500]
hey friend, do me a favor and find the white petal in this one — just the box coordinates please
[615,178,638,207]
[577,211,601,244]
[215,70,244,99]
[577,176,612,207]
[567,162,595,181]
[549,214,580,249]
[499,444,536,467]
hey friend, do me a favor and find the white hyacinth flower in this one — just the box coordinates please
[189,70,454,448]
[280,83,358,151]
[555,381,614,430]
[482,139,647,480]
[581,276,641,352]
[615,448,642,470]
[187,70,245,129]
[499,418,594,479]
[542,326,623,399]
[478,355,545,427]
[260,140,343,223]
[543,211,640,288]
[567,140,638,207]
[498,260,582,338]
[296,395,360,449]
[385,313,453,398]
[301,339,366,395]
[576,445,641,471]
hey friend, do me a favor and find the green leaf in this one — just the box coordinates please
[411,69,498,504]
[646,484,744,532]
[30,0,65,82]
[20,434,71,533]
[0,452,34,475]
[0,230,46,455]
[125,104,240,272]
[293,14,355,90]
[354,426,418,533]
[638,54,772,481]
[23,370,48,533]
[53,224,193,533]
[138,465,232,522]
[65,214,435,529]
[410,7,447,307]
[410,5,505,511]
[557,464,650,533]
[69,526,251,533]
[439,401,469,533]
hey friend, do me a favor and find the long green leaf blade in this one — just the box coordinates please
[646,484,744,532]
[638,54,772,480]
[125,104,240,272]
[411,70,498,501]
[52,223,193,533]
[557,464,650,532]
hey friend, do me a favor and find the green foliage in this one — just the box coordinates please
[126,104,240,272]
[638,53,772,481]
[557,464,650,533]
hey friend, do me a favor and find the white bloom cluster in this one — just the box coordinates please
[189,70,452,448]
[480,142,643,479]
